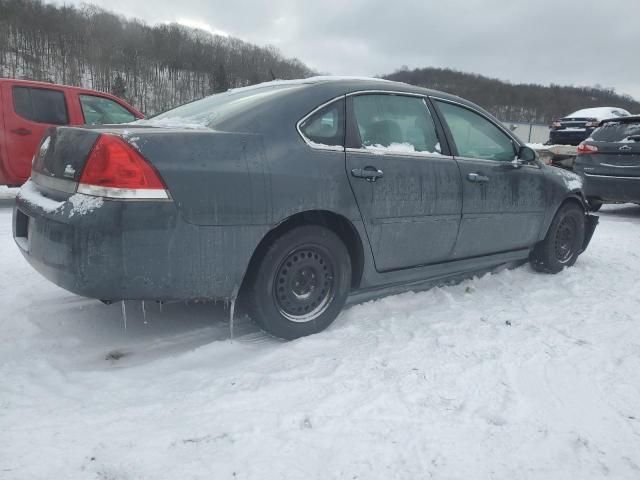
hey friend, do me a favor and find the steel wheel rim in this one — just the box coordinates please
[273,245,336,322]
[555,216,577,263]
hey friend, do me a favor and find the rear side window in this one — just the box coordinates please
[436,101,515,162]
[79,95,136,125]
[12,87,68,125]
[591,121,640,143]
[299,99,345,147]
[352,94,441,154]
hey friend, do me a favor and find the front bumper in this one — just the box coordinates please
[579,173,640,203]
[13,184,267,302]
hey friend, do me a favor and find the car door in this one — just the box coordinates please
[432,98,546,259]
[2,83,70,183]
[345,92,462,272]
[77,94,138,125]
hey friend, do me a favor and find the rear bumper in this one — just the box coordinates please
[13,183,267,301]
[549,129,593,146]
[580,173,640,203]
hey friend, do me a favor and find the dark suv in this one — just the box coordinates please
[549,107,630,146]
[574,116,640,210]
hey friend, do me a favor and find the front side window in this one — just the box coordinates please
[80,95,136,125]
[299,99,345,147]
[436,101,515,162]
[352,94,441,154]
[12,87,68,125]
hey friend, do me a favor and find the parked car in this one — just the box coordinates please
[549,107,631,146]
[574,115,640,211]
[13,77,598,339]
[0,78,143,186]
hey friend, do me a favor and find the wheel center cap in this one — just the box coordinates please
[292,267,317,299]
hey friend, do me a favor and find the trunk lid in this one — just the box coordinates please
[31,127,101,197]
[30,125,161,198]
[559,117,590,129]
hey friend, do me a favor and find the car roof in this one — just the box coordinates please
[225,76,479,110]
[566,107,630,119]
[145,75,496,135]
[229,75,460,98]
[600,115,640,124]
[0,78,120,96]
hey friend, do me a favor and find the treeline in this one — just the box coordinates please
[384,67,640,124]
[2,1,638,123]
[0,0,313,114]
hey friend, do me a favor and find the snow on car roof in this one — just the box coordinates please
[227,75,391,93]
[566,107,631,119]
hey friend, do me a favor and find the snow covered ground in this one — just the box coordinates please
[1,184,639,480]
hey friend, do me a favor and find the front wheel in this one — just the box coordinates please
[247,225,351,340]
[530,203,586,274]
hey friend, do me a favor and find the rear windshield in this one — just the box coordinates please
[591,121,640,142]
[145,84,305,128]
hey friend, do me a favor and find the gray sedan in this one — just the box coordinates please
[13,77,598,339]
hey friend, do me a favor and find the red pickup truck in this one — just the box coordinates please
[0,78,143,186]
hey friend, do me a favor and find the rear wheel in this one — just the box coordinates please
[530,203,586,274]
[247,225,351,340]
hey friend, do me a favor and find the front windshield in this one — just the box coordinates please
[138,83,305,128]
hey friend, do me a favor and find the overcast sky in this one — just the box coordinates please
[50,0,640,99]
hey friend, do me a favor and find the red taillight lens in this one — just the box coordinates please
[78,134,168,199]
[577,142,598,154]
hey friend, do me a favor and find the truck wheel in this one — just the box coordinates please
[247,225,351,340]
[530,203,586,274]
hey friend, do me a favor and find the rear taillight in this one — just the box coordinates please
[577,142,598,154]
[77,134,169,199]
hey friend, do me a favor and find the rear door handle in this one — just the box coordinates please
[351,166,384,182]
[467,172,490,183]
[11,128,32,136]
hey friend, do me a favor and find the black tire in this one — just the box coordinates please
[587,198,603,212]
[530,203,586,274]
[247,225,351,340]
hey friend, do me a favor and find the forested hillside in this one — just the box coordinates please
[384,67,640,124]
[2,1,638,123]
[0,0,313,114]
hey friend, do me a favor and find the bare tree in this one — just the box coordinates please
[0,0,314,115]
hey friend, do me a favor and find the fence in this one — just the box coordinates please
[502,121,550,144]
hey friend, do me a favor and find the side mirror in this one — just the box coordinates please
[505,145,537,170]
[517,145,537,163]
[518,146,538,163]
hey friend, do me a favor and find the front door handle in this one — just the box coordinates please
[11,128,32,136]
[467,172,490,183]
[351,166,384,182]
